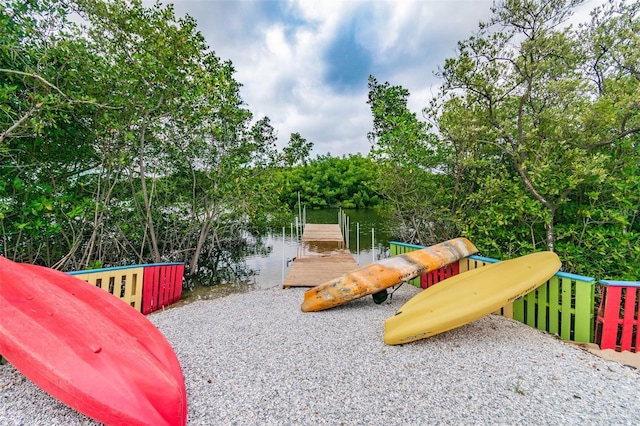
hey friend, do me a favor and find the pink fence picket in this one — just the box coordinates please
[595,280,640,353]
[141,263,185,315]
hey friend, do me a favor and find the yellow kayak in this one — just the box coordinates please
[384,251,561,345]
[301,238,478,312]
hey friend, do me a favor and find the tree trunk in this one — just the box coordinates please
[188,212,214,277]
[545,210,556,253]
[187,193,220,277]
[138,113,161,263]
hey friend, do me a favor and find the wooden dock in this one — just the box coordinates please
[283,224,358,288]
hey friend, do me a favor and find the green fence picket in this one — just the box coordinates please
[561,277,573,340]
[574,279,595,343]
[548,276,560,335]
[513,297,525,322]
[537,283,548,331]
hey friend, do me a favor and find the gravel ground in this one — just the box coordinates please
[2,284,639,425]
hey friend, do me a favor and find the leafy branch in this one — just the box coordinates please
[0,68,120,144]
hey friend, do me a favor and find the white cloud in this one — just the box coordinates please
[158,0,606,158]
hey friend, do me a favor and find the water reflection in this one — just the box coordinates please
[299,241,347,258]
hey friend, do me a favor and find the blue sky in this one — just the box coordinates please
[157,0,604,158]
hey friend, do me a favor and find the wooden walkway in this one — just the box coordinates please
[283,224,358,288]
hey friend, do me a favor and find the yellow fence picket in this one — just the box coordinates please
[70,267,144,311]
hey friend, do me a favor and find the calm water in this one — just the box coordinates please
[181,208,394,301]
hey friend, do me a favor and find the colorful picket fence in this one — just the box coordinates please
[388,242,637,351]
[69,263,184,315]
[69,265,144,310]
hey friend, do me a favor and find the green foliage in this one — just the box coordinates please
[2,0,637,284]
[369,1,639,279]
[1,0,99,264]
[425,0,640,278]
[283,132,313,167]
[0,0,292,274]
[274,154,381,211]
[555,144,639,279]
[367,76,458,245]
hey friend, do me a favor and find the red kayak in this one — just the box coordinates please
[0,256,187,426]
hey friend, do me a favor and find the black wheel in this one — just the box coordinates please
[372,289,388,304]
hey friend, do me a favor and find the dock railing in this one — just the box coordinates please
[69,262,184,315]
[389,242,637,352]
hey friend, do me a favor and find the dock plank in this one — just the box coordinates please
[301,224,344,242]
[283,258,358,288]
[283,223,358,288]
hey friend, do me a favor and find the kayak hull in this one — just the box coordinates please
[384,251,561,345]
[0,257,187,426]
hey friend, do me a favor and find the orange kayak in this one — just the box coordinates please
[301,238,478,312]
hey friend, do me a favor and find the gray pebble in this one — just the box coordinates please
[1,285,639,425]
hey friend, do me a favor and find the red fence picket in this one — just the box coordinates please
[141,263,185,315]
[421,262,460,289]
[595,280,640,353]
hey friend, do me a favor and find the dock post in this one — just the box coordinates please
[298,192,302,231]
[346,216,349,248]
[356,222,360,264]
[282,227,285,286]
[372,228,375,262]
